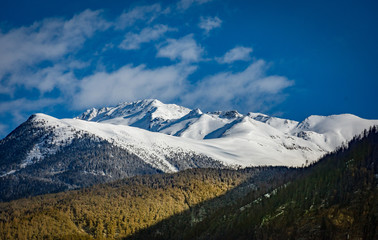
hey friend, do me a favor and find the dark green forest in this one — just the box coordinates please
[0,127,377,240]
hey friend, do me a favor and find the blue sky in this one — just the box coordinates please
[0,0,377,137]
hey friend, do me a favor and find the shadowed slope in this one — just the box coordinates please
[128,127,377,240]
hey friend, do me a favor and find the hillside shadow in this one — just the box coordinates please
[124,128,378,240]
[124,166,300,240]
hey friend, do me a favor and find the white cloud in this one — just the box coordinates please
[216,46,253,63]
[74,64,197,109]
[0,9,109,94]
[157,34,204,62]
[119,24,174,50]
[17,63,82,94]
[115,4,162,30]
[0,4,294,130]
[198,16,222,34]
[181,60,294,112]
[177,0,214,10]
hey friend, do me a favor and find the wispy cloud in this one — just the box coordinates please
[177,0,214,10]
[115,4,162,30]
[119,24,174,50]
[10,61,86,97]
[181,60,294,112]
[198,16,222,34]
[74,64,197,109]
[156,34,204,62]
[0,2,294,137]
[0,9,109,94]
[216,46,253,63]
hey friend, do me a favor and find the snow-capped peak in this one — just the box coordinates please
[187,108,203,117]
[75,100,378,146]
[247,112,270,122]
[2,99,377,203]
[293,114,376,150]
[2,98,378,187]
[76,99,191,131]
[210,110,243,119]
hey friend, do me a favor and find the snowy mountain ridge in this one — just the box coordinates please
[19,98,373,171]
[76,99,378,151]
[2,98,376,174]
[1,99,377,201]
[76,99,191,132]
[2,99,378,175]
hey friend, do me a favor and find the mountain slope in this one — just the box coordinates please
[1,99,377,201]
[77,99,378,148]
[295,114,376,150]
[0,128,376,240]
[128,127,378,240]
[0,112,331,177]
[0,114,223,201]
[73,100,378,168]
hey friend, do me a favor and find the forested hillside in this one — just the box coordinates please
[130,127,377,240]
[0,167,295,239]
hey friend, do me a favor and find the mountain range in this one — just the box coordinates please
[1,99,377,201]
[1,124,376,240]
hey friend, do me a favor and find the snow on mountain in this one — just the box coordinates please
[3,99,378,177]
[248,113,299,134]
[77,100,378,148]
[78,101,249,140]
[76,99,191,131]
[74,99,378,164]
[31,113,182,172]
[1,99,376,201]
[16,103,376,172]
[28,113,322,169]
[161,110,236,140]
[293,114,378,151]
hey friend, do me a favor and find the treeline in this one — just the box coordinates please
[0,166,296,239]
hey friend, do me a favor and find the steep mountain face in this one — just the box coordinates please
[1,99,377,201]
